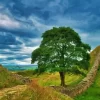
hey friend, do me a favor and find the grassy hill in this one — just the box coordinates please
[90,45,100,66]
[74,45,100,100]
[0,65,24,89]
[0,65,73,100]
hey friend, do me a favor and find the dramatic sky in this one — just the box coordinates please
[0,0,100,65]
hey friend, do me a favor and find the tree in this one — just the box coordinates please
[31,27,91,86]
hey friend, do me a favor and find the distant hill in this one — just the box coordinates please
[2,64,37,71]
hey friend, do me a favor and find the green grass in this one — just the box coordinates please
[0,65,24,89]
[75,85,100,100]
[16,70,35,77]
[17,69,84,86]
[74,69,100,100]
[90,46,100,67]
[16,70,83,100]
[29,72,83,87]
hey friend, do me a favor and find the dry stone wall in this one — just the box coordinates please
[55,52,100,97]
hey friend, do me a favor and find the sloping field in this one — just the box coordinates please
[0,65,24,89]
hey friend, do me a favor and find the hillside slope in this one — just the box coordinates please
[0,65,73,100]
[0,85,27,100]
[0,65,24,89]
[90,45,100,66]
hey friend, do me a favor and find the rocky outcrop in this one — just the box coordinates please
[12,73,32,83]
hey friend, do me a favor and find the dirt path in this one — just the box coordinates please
[0,85,27,99]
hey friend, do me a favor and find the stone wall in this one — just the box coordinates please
[56,52,100,97]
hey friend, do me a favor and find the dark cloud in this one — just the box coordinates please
[0,32,22,45]
[6,55,29,61]
[0,0,100,64]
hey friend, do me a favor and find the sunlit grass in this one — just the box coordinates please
[16,70,35,77]
[17,69,84,86]
[31,72,83,86]
[9,80,73,100]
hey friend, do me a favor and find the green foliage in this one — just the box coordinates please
[31,48,41,64]
[31,27,91,73]
[31,27,91,86]
[68,66,87,76]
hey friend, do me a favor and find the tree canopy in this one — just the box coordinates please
[31,27,91,86]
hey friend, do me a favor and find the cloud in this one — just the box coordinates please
[0,14,20,29]
[0,0,100,64]
[0,14,40,38]
[0,55,7,59]
[0,32,22,45]
[29,16,53,32]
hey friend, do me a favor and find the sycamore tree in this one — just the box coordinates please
[31,27,91,86]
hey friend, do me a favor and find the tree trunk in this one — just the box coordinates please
[59,72,65,86]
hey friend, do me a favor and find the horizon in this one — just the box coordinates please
[2,64,37,66]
